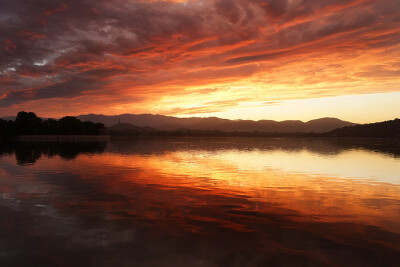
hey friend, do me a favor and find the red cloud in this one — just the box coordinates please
[4,40,16,52]
[44,3,68,16]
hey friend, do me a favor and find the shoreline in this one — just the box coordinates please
[0,134,398,141]
[14,135,110,141]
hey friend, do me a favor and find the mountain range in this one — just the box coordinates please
[77,114,356,133]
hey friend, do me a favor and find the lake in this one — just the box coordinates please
[0,138,399,266]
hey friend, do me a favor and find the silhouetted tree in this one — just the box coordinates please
[0,119,15,135]
[324,119,400,138]
[58,116,83,134]
[0,112,106,136]
[42,118,59,134]
[14,111,43,134]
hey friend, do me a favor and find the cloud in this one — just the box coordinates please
[0,0,399,116]
[0,77,102,107]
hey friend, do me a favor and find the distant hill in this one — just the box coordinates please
[1,116,16,121]
[77,114,356,133]
[107,123,156,132]
[324,119,400,138]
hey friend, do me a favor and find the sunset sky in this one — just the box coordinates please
[1,0,399,123]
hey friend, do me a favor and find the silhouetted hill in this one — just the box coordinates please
[324,119,400,138]
[107,123,156,132]
[77,114,356,133]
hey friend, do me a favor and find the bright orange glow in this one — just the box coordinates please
[86,151,400,230]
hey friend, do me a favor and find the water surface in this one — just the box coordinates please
[1,138,399,266]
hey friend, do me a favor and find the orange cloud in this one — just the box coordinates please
[0,0,399,120]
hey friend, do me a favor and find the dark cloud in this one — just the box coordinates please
[225,51,288,64]
[215,0,243,24]
[251,0,289,18]
[0,77,103,107]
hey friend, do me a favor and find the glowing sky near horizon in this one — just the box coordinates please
[1,0,400,122]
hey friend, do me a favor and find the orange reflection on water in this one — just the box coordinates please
[61,149,400,234]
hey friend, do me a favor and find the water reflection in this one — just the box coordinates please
[0,140,107,165]
[0,138,399,266]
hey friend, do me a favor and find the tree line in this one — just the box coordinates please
[0,112,105,136]
[322,119,400,138]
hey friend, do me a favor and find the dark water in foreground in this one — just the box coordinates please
[0,138,400,266]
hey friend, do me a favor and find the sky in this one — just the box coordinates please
[1,0,399,123]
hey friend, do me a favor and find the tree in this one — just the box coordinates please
[58,116,83,134]
[14,111,43,134]
[1,112,107,136]
[0,119,15,135]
